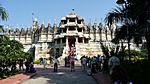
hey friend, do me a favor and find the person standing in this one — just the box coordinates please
[81,56,87,71]
[19,58,24,71]
[108,52,120,75]
[70,54,75,72]
[39,57,43,65]
[49,56,53,64]
[91,56,98,74]
[97,55,102,71]
[25,59,30,73]
[53,57,59,72]
[64,56,68,67]
[43,58,47,69]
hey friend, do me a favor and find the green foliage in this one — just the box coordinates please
[100,42,125,60]
[123,49,147,62]
[105,0,150,82]
[105,0,150,60]
[34,60,40,64]
[100,42,123,73]
[100,42,146,62]
[0,4,8,21]
[141,49,148,59]
[0,35,29,79]
[101,43,150,83]
[100,42,110,58]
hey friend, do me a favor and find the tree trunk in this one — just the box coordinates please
[145,35,150,61]
[147,40,150,61]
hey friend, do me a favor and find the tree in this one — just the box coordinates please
[0,4,8,21]
[100,42,123,73]
[0,4,8,32]
[105,0,150,61]
[0,35,29,78]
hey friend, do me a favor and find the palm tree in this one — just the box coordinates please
[0,4,8,32]
[105,0,150,61]
[0,4,8,21]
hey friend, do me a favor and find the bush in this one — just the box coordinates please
[122,60,150,84]
[34,60,40,64]
[0,68,18,79]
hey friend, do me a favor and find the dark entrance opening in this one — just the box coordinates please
[66,37,76,67]
[68,37,76,47]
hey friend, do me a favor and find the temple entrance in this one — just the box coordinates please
[65,37,76,67]
[68,37,76,55]
[68,37,76,47]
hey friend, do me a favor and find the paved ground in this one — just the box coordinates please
[21,64,97,84]
[92,72,111,84]
[0,73,35,84]
[0,63,111,84]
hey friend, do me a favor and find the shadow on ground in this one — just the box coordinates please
[22,65,96,84]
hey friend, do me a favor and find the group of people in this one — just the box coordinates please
[63,44,77,71]
[38,51,129,83]
[39,57,48,68]
[39,56,59,72]
[64,53,76,72]
[64,54,105,73]
[24,59,36,73]
[17,58,36,73]
[39,49,127,83]
[38,53,121,76]
[80,55,105,74]
[80,53,129,83]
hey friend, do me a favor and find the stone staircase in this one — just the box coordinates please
[77,42,102,57]
[60,42,102,60]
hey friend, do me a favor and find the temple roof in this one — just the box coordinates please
[61,9,84,19]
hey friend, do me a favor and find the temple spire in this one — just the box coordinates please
[48,19,51,27]
[94,18,97,25]
[69,9,76,15]
[53,18,57,33]
[54,18,56,25]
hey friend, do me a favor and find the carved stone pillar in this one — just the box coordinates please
[75,27,77,32]
[67,19,69,23]
[60,39,62,44]
[66,37,68,47]
[67,27,69,33]
[82,38,84,43]
[61,29,63,33]
[75,19,77,24]
[75,37,78,46]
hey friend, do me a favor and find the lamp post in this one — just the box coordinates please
[116,0,131,62]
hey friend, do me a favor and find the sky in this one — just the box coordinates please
[0,0,117,28]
